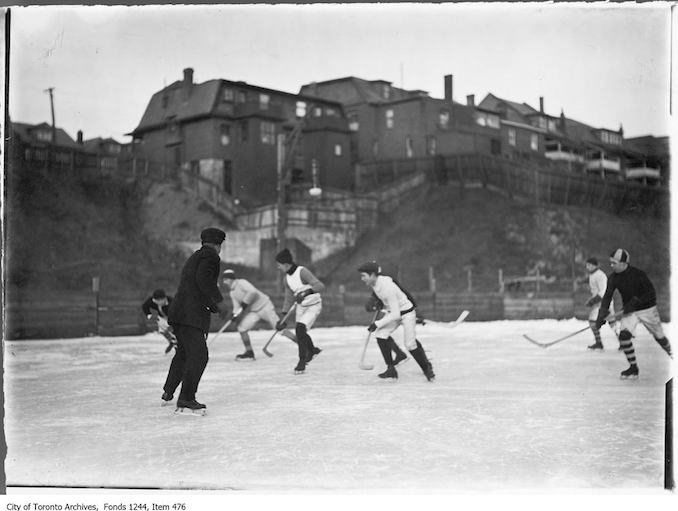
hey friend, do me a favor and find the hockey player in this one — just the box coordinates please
[275,248,323,374]
[162,227,229,413]
[595,248,672,380]
[358,261,435,381]
[584,257,618,351]
[364,285,409,367]
[221,269,298,360]
[141,289,177,352]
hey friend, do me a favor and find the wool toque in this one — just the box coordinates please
[586,257,598,266]
[152,289,166,299]
[609,248,630,264]
[275,248,294,264]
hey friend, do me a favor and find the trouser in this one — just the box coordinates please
[163,324,208,401]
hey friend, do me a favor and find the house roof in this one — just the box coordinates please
[478,93,539,117]
[82,137,121,153]
[10,121,81,149]
[301,76,429,106]
[133,76,345,135]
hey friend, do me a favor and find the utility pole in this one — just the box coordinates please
[44,87,56,170]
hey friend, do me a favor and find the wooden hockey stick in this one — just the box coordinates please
[358,310,380,370]
[262,305,297,358]
[523,311,623,349]
[207,310,240,347]
[422,310,470,329]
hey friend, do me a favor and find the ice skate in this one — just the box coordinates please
[378,365,398,379]
[175,399,207,416]
[235,350,255,361]
[161,391,174,406]
[294,361,306,374]
[620,365,639,380]
[587,342,604,351]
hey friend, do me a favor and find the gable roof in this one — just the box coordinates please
[301,76,430,106]
[10,121,81,149]
[478,93,539,117]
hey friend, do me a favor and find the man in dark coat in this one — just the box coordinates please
[161,227,228,412]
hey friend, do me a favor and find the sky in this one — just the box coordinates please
[3,2,674,143]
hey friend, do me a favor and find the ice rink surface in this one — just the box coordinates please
[3,318,675,502]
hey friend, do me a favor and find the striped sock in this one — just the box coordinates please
[620,338,637,366]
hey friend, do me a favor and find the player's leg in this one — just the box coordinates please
[176,325,209,407]
[403,312,435,381]
[235,312,259,360]
[637,306,672,358]
[618,315,639,379]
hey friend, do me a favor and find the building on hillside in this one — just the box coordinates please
[7,121,98,172]
[299,74,503,162]
[623,135,669,185]
[478,94,665,184]
[78,133,124,175]
[129,68,353,207]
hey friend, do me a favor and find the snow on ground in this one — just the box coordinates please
[3,319,674,495]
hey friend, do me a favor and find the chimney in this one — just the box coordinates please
[539,96,544,113]
[466,94,475,107]
[444,74,453,103]
[559,109,566,130]
[77,130,83,144]
[183,68,194,97]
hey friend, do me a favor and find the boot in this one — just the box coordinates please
[620,365,639,380]
[587,342,604,351]
[161,391,173,406]
[378,365,398,379]
[176,399,206,409]
[235,350,255,361]
[409,340,435,382]
[377,338,394,366]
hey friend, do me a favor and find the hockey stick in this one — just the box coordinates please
[262,305,297,358]
[358,310,381,371]
[207,310,240,347]
[422,310,470,329]
[523,311,623,349]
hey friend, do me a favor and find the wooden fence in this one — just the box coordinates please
[4,288,668,340]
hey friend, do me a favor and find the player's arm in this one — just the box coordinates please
[374,288,401,328]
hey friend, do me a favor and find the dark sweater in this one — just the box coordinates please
[597,265,657,322]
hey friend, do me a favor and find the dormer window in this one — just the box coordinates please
[547,119,557,132]
[222,88,234,102]
[296,101,307,118]
[236,91,246,104]
[36,130,52,142]
[382,84,391,100]
[259,93,270,110]
[348,112,359,131]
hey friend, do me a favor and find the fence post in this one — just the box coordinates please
[92,276,100,336]
[498,269,504,293]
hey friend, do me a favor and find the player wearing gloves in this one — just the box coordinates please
[358,261,435,381]
[595,248,672,380]
[583,257,617,351]
[275,248,323,374]
[162,227,229,413]
[221,269,297,360]
[141,289,177,353]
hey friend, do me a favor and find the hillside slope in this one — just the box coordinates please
[317,183,670,294]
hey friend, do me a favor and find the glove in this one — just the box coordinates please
[215,301,230,316]
[585,295,602,307]
[232,305,248,325]
[623,296,640,314]
[367,323,377,332]
[275,318,287,331]
[594,317,606,330]
[146,314,153,320]
[295,289,314,304]
[416,314,426,325]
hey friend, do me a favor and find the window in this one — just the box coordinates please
[348,112,359,131]
[508,128,516,146]
[372,140,379,158]
[530,134,539,151]
[223,88,234,102]
[405,137,413,158]
[547,120,557,132]
[260,121,275,144]
[190,160,200,175]
[438,110,450,129]
[325,107,338,117]
[385,109,394,129]
[382,84,391,99]
[220,124,231,146]
[313,106,323,117]
[237,91,246,103]
[475,114,487,127]
[487,115,500,129]
[36,130,52,142]
[259,93,270,110]
[335,143,342,156]
[426,136,437,156]
[296,101,307,118]
[240,120,248,142]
